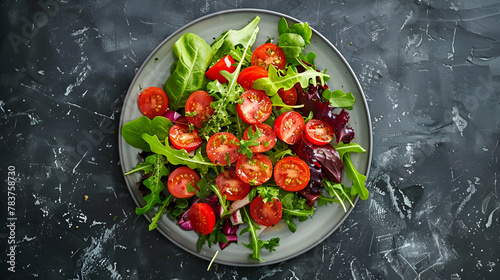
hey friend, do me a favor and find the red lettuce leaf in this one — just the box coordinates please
[297,84,355,144]
[291,134,343,186]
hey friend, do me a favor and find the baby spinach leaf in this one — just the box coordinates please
[142,133,217,173]
[164,33,214,111]
[278,33,305,61]
[322,89,356,110]
[121,116,173,152]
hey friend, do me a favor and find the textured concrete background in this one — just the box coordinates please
[1,0,499,279]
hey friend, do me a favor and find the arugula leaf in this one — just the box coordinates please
[238,125,262,159]
[121,116,173,152]
[164,33,214,111]
[149,195,173,231]
[199,27,259,138]
[319,180,354,212]
[240,207,280,262]
[135,154,169,215]
[322,89,356,110]
[253,66,329,97]
[211,16,260,63]
[344,153,369,200]
[142,134,217,173]
[256,186,280,203]
[334,142,366,159]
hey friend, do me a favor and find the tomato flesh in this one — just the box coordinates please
[273,111,306,145]
[251,43,286,70]
[236,154,273,186]
[205,54,237,84]
[185,90,215,129]
[138,87,169,118]
[305,119,334,145]
[169,124,203,152]
[237,90,272,124]
[242,123,277,153]
[206,132,241,165]
[215,170,251,201]
[189,202,216,235]
[167,167,200,198]
[250,196,283,227]
[274,157,310,192]
[277,86,297,106]
[237,66,268,91]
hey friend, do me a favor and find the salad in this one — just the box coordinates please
[121,16,369,262]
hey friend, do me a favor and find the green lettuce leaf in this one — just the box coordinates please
[121,116,173,152]
[164,33,214,111]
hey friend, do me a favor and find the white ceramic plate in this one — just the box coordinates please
[118,9,372,266]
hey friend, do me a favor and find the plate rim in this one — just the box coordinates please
[118,8,373,267]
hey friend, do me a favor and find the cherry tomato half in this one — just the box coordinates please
[249,196,283,227]
[215,170,251,201]
[236,154,273,186]
[277,86,298,107]
[274,157,310,192]
[242,123,277,153]
[237,90,272,124]
[189,202,216,235]
[169,124,203,152]
[185,90,215,129]
[205,54,237,84]
[206,132,241,165]
[251,43,286,70]
[273,111,306,145]
[305,119,335,145]
[167,167,200,198]
[237,66,268,91]
[138,87,169,118]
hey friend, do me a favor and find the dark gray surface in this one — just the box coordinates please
[1,0,499,279]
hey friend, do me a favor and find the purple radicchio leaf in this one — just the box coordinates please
[297,84,355,144]
[291,134,343,184]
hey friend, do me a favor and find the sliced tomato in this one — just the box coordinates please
[236,154,273,186]
[205,54,237,84]
[206,132,241,165]
[249,196,283,227]
[189,202,216,235]
[169,124,203,152]
[167,167,200,198]
[251,43,286,70]
[273,111,306,145]
[237,66,268,91]
[242,123,277,153]
[274,157,310,192]
[138,87,169,118]
[305,119,334,145]
[277,86,297,106]
[185,90,215,129]
[236,90,272,124]
[215,170,251,201]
